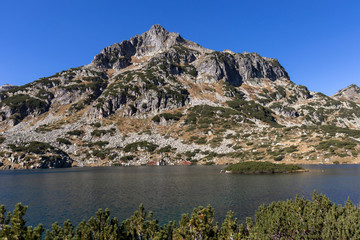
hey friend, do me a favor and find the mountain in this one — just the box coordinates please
[332,84,360,103]
[0,24,360,169]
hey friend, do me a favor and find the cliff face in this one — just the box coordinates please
[1,25,360,169]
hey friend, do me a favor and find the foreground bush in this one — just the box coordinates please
[1,192,360,239]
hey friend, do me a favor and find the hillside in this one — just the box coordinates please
[332,84,360,103]
[1,24,360,169]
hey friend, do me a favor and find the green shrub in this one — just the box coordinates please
[209,137,223,148]
[337,153,348,158]
[195,137,207,144]
[157,145,172,153]
[92,150,106,159]
[184,151,197,158]
[151,112,183,123]
[124,141,158,152]
[8,141,59,154]
[285,146,298,153]
[92,122,101,128]
[120,155,135,162]
[67,130,84,136]
[91,129,107,137]
[204,161,215,165]
[4,192,360,239]
[224,161,302,173]
[184,114,197,124]
[317,139,356,150]
[227,99,280,127]
[273,155,284,161]
[88,141,109,148]
[0,94,49,121]
[56,138,71,145]
[320,125,360,138]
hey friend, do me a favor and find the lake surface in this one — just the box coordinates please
[1,164,360,229]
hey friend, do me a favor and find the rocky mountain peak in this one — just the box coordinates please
[91,24,185,70]
[332,84,360,102]
[132,24,184,56]
[147,24,168,37]
[3,25,360,170]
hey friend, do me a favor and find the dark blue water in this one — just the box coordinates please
[1,165,360,229]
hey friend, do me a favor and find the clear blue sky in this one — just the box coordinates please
[0,0,359,95]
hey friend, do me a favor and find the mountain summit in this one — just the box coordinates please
[0,25,360,169]
[91,24,188,70]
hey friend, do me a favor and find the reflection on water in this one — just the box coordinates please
[1,165,360,228]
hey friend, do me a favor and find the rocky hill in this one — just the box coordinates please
[1,24,360,169]
[332,84,360,103]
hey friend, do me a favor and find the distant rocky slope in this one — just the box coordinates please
[0,24,360,169]
[0,84,16,92]
[332,84,360,103]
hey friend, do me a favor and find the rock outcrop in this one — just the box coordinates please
[0,84,16,92]
[0,141,73,169]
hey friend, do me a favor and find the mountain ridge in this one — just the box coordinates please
[1,24,360,169]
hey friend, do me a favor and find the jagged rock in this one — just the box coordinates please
[39,155,72,168]
[271,106,299,118]
[91,24,185,70]
[131,24,185,56]
[91,41,135,70]
[235,53,289,81]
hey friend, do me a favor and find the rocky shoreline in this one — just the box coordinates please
[1,157,357,171]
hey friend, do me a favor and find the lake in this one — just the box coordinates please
[1,164,360,229]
